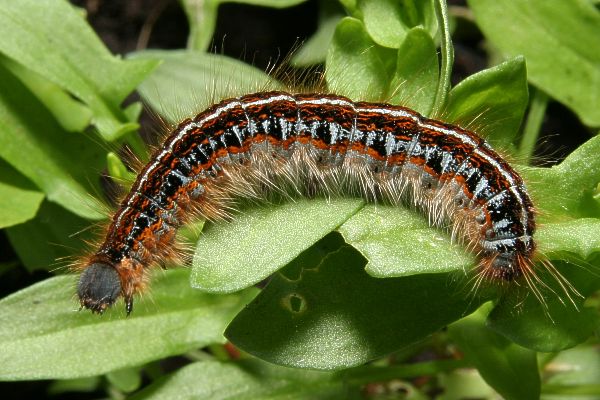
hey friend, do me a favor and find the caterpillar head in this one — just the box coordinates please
[77,263,122,314]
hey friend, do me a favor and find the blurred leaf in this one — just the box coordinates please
[133,50,280,124]
[338,205,473,277]
[444,57,529,149]
[192,198,364,293]
[292,13,341,66]
[450,305,541,400]
[0,0,157,140]
[1,56,92,132]
[0,270,257,380]
[47,376,100,396]
[226,246,487,370]
[0,62,106,219]
[389,27,439,116]
[106,367,142,393]
[468,0,600,126]
[358,0,437,48]
[5,201,93,272]
[130,359,343,400]
[0,159,43,229]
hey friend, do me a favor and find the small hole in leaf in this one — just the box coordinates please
[283,293,307,314]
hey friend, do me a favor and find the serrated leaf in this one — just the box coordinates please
[0,0,157,140]
[133,50,280,124]
[130,359,342,400]
[444,57,529,149]
[468,0,600,126]
[192,198,364,293]
[0,270,257,380]
[226,246,487,370]
[338,205,473,277]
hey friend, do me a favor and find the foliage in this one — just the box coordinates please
[0,0,598,398]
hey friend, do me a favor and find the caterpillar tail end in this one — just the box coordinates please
[77,262,123,314]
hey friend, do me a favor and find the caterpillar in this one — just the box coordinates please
[77,90,537,314]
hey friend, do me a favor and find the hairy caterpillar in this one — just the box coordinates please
[75,90,542,314]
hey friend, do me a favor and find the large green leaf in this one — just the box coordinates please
[130,359,343,400]
[338,205,473,277]
[0,270,257,380]
[0,62,105,219]
[192,198,364,292]
[468,0,600,126]
[0,0,157,140]
[226,245,487,370]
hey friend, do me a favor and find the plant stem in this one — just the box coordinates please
[518,87,548,164]
[432,0,454,117]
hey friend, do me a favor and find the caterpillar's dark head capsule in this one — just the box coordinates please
[77,263,121,314]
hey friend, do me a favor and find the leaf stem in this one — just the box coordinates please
[432,0,454,117]
[518,88,548,164]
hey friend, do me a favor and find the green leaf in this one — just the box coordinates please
[0,270,257,380]
[523,135,600,221]
[467,0,600,126]
[0,63,106,219]
[133,50,280,124]
[0,0,158,140]
[358,0,437,48]
[449,305,541,400]
[0,159,43,229]
[326,17,393,101]
[5,201,93,271]
[338,205,474,277]
[192,198,364,292]
[487,260,600,352]
[537,218,600,259]
[443,57,529,149]
[226,246,487,370]
[106,367,142,393]
[130,359,343,400]
[389,27,439,115]
[1,56,92,132]
[543,345,600,389]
